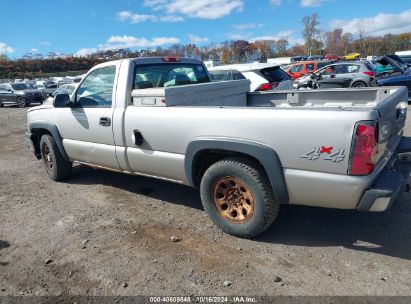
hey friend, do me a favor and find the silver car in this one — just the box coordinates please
[313,61,377,87]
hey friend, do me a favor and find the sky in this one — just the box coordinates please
[0,0,410,58]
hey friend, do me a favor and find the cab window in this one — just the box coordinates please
[134,63,209,89]
[75,66,116,108]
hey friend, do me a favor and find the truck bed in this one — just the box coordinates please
[247,87,405,109]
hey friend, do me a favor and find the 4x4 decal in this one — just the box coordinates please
[301,146,345,162]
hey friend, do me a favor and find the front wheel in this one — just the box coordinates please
[40,134,72,181]
[200,157,280,238]
[16,97,27,108]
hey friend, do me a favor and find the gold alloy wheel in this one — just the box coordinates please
[43,144,54,174]
[213,177,254,223]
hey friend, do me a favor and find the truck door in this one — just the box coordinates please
[58,65,120,169]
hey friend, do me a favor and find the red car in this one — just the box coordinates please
[324,54,340,60]
[287,61,335,80]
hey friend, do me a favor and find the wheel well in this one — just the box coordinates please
[192,149,262,188]
[31,128,52,156]
[351,80,367,87]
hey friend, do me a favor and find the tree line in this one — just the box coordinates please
[0,13,410,79]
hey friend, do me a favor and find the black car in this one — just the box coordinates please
[377,56,411,99]
[0,82,43,108]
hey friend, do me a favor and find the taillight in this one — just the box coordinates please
[255,82,279,91]
[162,57,180,62]
[363,71,375,77]
[349,121,379,175]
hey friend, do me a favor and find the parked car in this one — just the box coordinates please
[38,81,58,99]
[342,53,361,60]
[287,60,335,80]
[25,57,411,238]
[307,55,324,61]
[325,54,340,60]
[372,62,395,76]
[208,63,293,91]
[377,56,411,98]
[43,84,78,105]
[295,61,376,89]
[395,51,411,66]
[0,82,43,108]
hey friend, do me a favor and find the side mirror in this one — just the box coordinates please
[53,94,71,108]
[330,74,336,78]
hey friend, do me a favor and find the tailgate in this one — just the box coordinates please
[374,86,408,163]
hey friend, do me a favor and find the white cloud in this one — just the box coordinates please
[226,29,302,45]
[159,15,184,22]
[76,48,98,56]
[300,0,328,7]
[106,35,179,48]
[250,30,294,42]
[330,9,411,36]
[117,11,183,23]
[30,48,39,53]
[270,0,282,6]
[0,42,14,54]
[233,23,263,30]
[144,0,243,19]
[188,34,209,44]
[40,41,51,46]
[75,35,180,56]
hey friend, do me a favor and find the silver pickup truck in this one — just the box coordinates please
[25,57,411,238]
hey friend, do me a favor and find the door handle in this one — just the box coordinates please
[99,117,111,127]
[133,130,144,146]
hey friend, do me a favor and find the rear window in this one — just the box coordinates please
[209,70,246,81]
[133,63,209,89]
[260,67,291,82]
[317,62,331,69]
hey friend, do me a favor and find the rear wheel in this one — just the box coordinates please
[200,157,280,238]
[0,102,3,108]
[16,97,27,108]
[40,134,72,181]
[352,81,367,88]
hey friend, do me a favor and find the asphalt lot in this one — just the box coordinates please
[0,105,410,297]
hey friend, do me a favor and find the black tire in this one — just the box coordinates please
[16,97,27,108]
[0,102,3,108]
[200,157,280,238]
[40,134,72,181]
[352,81,367,88]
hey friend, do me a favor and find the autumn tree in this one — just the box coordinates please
[301,13,321,56]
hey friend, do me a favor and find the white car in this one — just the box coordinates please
[208,63,293,92]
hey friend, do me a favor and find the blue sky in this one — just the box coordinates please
[0,0,410,58]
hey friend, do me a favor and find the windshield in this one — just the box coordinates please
[11,83,28,90]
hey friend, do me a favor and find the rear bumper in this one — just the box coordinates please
[357,137,411,211]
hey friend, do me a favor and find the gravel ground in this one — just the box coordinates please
[0,105,410,298]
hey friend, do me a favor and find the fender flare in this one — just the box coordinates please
[185,138,289,204]
[29,122,70,161]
